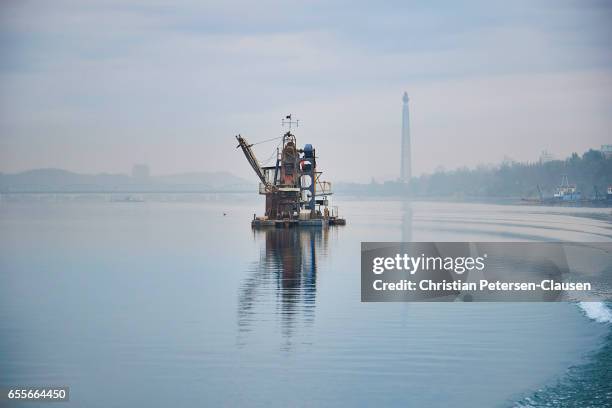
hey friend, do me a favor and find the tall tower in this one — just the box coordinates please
[400,91,411,183]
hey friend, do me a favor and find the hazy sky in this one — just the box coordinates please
[1,0,611,182]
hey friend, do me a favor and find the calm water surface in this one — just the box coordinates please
[1,195,611,407]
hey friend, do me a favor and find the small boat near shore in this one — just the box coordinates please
[110,195,145,203]
[522,176,612,207]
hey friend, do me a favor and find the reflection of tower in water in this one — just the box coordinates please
[401,200,413,242]
[238,228,329,347]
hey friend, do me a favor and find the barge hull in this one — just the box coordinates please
[252,218,328,228]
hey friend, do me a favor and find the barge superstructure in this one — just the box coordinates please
[236,116,346,228]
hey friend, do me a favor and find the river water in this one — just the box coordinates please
[0,194,610,407]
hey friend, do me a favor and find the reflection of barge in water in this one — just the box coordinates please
[236,116,346,228]
[237,227,329,345]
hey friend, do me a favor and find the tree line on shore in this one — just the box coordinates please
[336,149,612,198]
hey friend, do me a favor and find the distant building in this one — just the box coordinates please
[601,144,612,159]
[132,164,150,180]
[539,150,554,164]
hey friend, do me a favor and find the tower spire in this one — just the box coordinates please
[400,92,412,183]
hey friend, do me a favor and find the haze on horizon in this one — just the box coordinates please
[0,0,611,183]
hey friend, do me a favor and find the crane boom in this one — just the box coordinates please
[235,134,274,191]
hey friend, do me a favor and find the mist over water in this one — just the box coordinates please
[0,195,610,407]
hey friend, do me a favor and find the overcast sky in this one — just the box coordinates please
[1,0,611,181]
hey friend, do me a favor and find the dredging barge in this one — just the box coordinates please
[236,116,346,228]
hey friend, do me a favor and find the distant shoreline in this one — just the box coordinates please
[2,191,611,208]
[0,189,254,194]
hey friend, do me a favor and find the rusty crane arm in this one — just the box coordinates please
[235,134,275,191]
